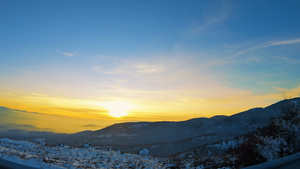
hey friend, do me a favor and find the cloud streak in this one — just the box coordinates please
[272,56,300,64]
[264,38,300,47]
[93,60,166,76]
[221,38,300,62]
[56,49,75,57]
[186,0,233,36]
[134,63,165,74]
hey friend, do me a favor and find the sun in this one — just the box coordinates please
[104,101,131,118]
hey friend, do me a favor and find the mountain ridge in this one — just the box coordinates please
[0,97,299,157]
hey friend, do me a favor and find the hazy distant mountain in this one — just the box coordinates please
[0,98,299,157]
[0,123,56,132]
[0,106,57,132]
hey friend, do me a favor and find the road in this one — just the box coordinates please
[244,152,300,169]
[1,152,300,169]
[0,158,38,169]
[276,159,300,169]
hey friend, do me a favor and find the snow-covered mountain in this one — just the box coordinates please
[0,98,299,157]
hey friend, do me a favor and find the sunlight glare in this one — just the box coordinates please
[104,101,131,118]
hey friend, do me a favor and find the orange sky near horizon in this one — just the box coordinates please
[1,83,300,133]
[1,1,300,133]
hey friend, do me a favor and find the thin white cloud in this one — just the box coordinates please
[56,49,75,57]
[256,81,275,85]
[226,38,300,61]
[134,63,165,74]
[193,37,300,75]
[93,60,166,76]
[92,66,117,74]
[264,38,300,47]
[228,46,259,60]
[256,80,290,85]
[186,0,233,36]
[272,56,300,64]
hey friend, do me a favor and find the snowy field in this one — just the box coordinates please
[0,137,237,169]
[0,138,169,169]
[2,137,300,169]
[0,137,240,169]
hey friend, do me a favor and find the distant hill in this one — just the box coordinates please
[0,123,56,132]
[0,98,299,157]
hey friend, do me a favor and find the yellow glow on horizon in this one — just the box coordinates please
[0,83,300,133]
[103,101,132,118]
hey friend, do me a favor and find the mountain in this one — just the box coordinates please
[0,98,299,157]
[0,123,56,132]
[65,98,296,156]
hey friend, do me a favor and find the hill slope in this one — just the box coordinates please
[0,98,299,157]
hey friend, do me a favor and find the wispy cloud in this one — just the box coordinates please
[56,49,75,57]
[93,60,166,76]
[134,63,165,74]
[256,81,275,85]
[92,66,116,74]
[186,0,233,36]
[264,38,300,47]
[223,38,300,62]
[272,56,300,64]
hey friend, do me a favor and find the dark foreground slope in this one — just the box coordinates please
[0,98,299,157]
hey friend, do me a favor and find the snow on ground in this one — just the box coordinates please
[1,155,64,169]
[0,138,238,169]
[0,138,165,169]
[6,137,297,169]
[208,139,243,150]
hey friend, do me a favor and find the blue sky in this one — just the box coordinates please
[1,0,300,132]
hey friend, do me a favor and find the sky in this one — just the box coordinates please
[1,0,300,133]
